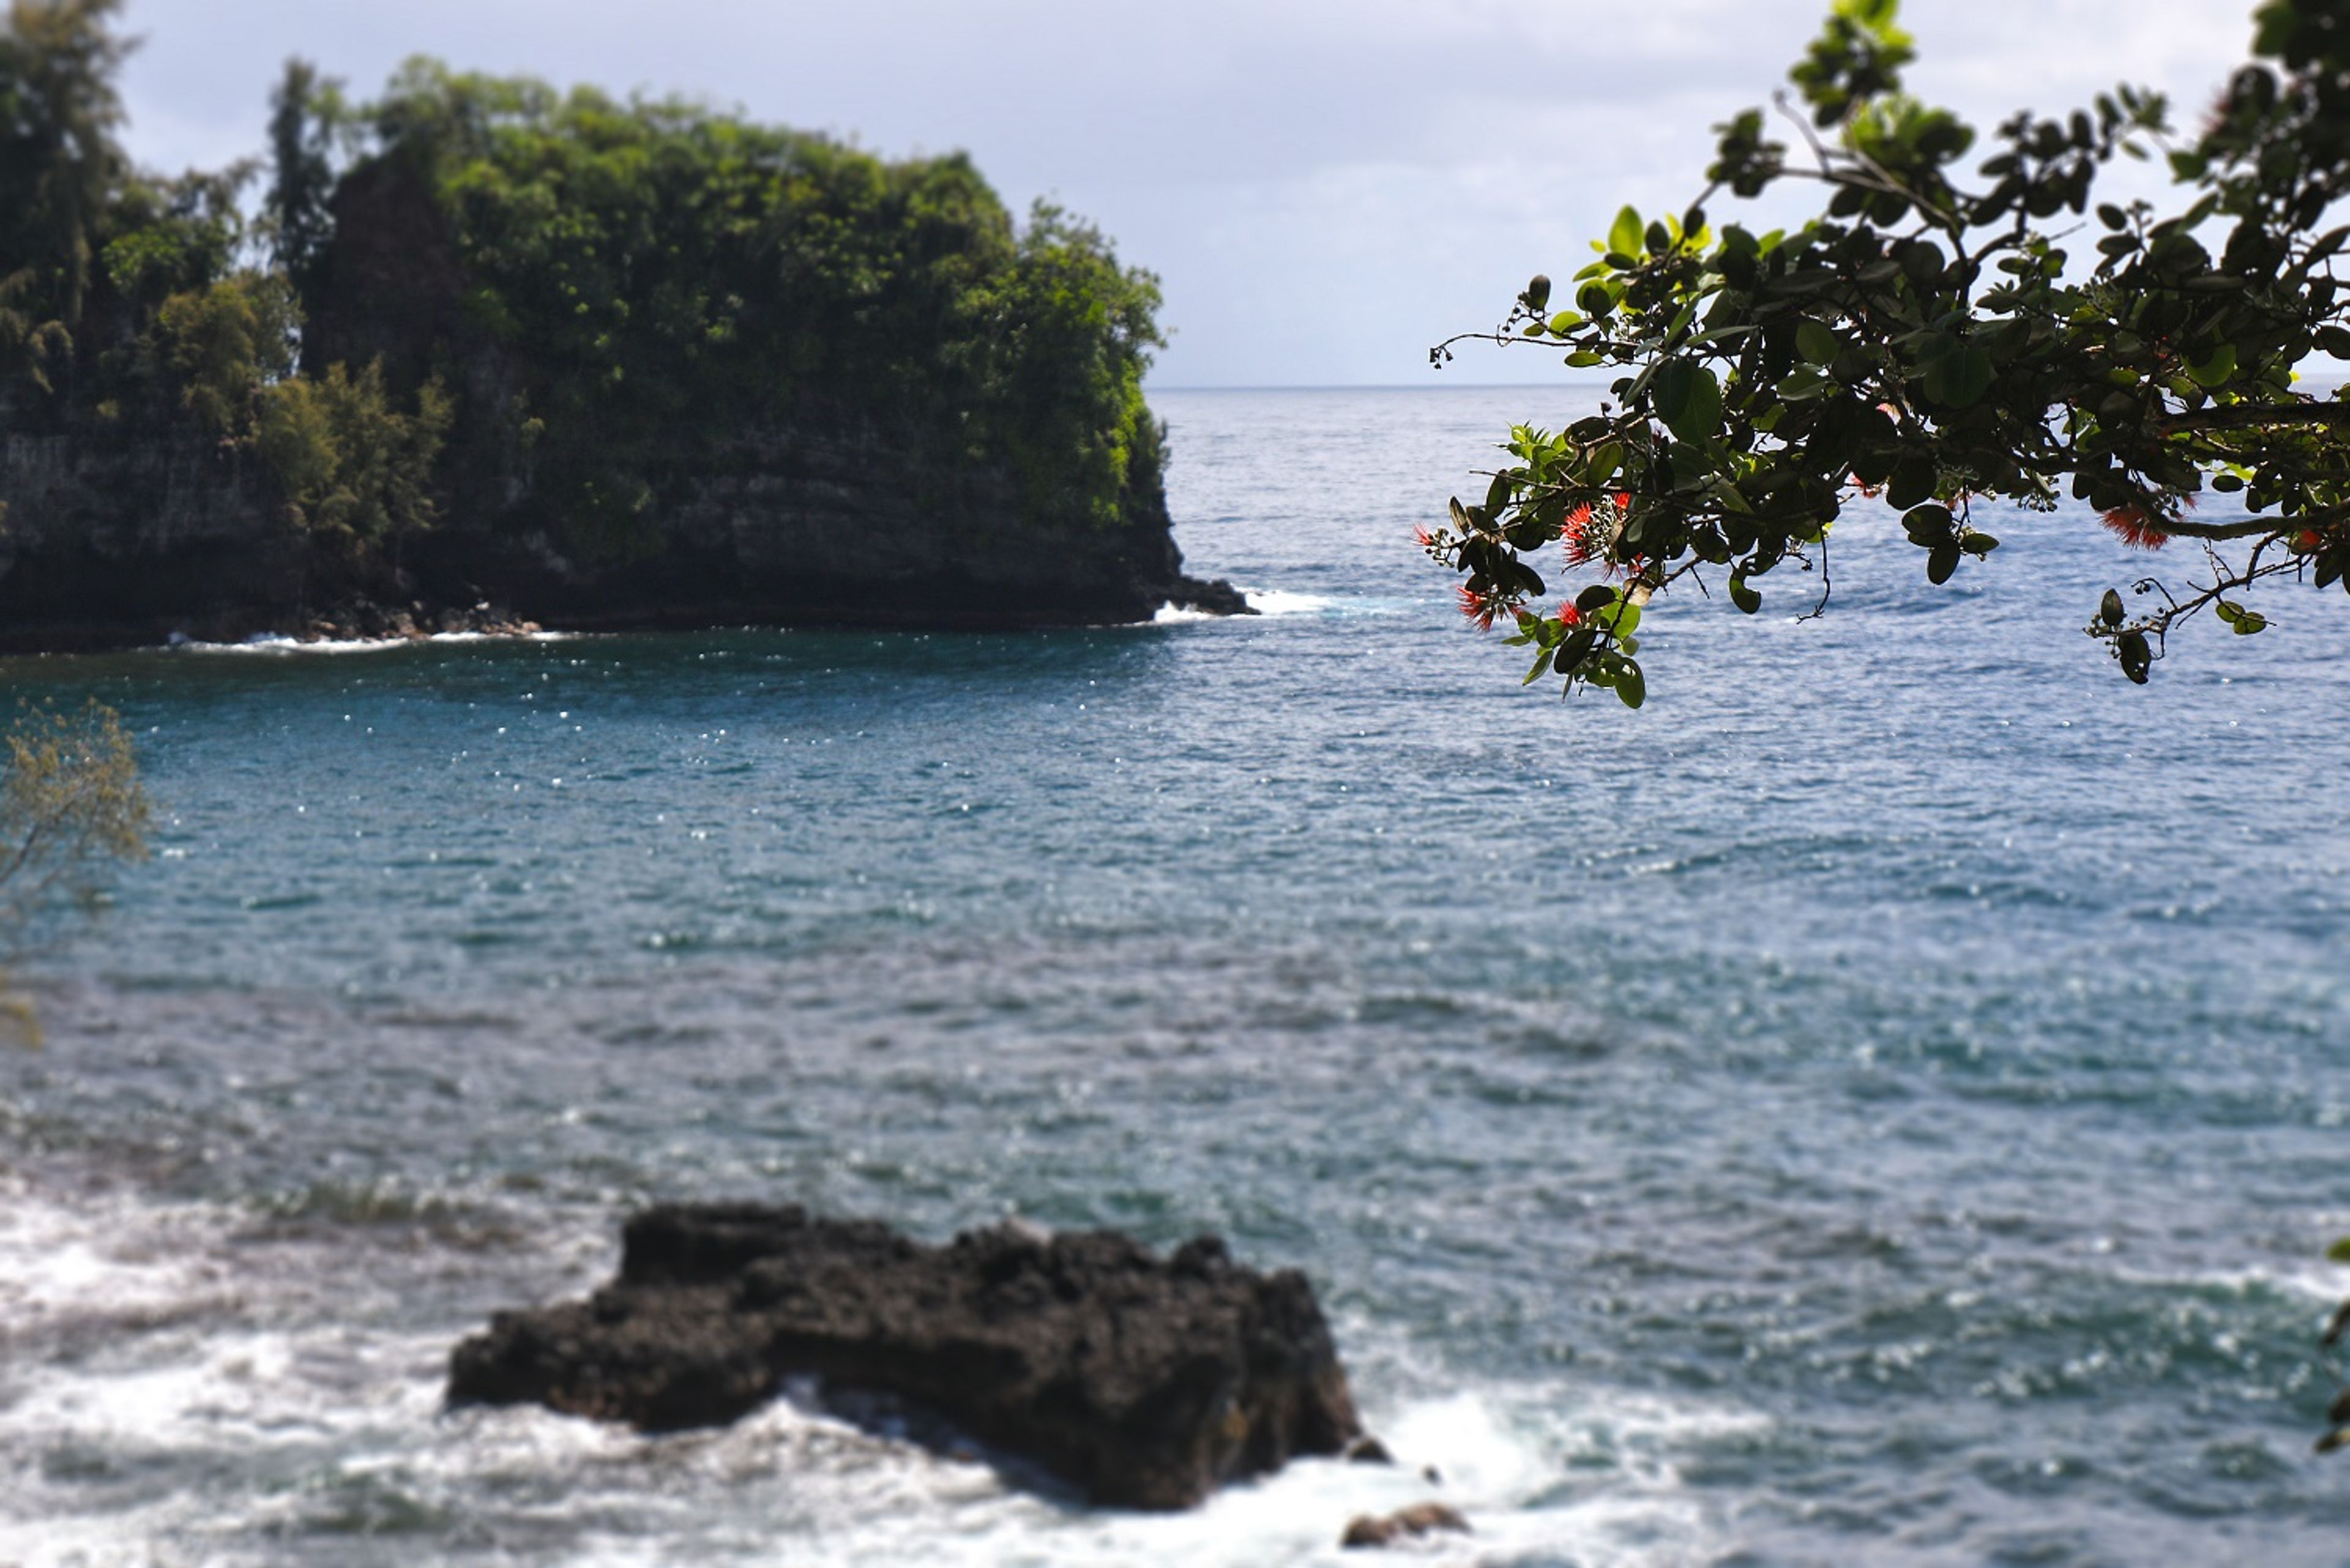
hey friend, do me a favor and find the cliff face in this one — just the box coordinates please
[0,160,1235,652]
[0,402,313,651]
[408,417,1192,633]
[0,392,1220,654]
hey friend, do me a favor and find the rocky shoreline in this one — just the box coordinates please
[449,1203,1363,1511]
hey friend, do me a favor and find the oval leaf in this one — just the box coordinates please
[1651,359,1723,444]
[1609,205,1643,261]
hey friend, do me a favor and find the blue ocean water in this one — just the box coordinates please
[1,385,2346,1565]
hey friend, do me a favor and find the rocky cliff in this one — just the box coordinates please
[0,140,1243,653]
[0,390,1240,652]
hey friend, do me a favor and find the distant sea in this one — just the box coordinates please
[2,386,2347,1566]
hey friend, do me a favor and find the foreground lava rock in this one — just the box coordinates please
[447,1203,1363,1510]
[1340,1502,1472,1550]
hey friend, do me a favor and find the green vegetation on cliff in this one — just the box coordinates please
[349,59,1165,551]
[0,0,1168,595]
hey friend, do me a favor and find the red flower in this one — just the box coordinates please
[1553,603,1583,629]
[2101,506,2173,550]
[1561,503,1596,566]
[1457,583,1510,630]
[2294,528,2324,553]
[1414,525,1436,549]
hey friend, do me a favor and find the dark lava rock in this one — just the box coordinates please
[447,1203,1363,1510]
[1165,575,1257,616]
[1340,1502,1472,1549]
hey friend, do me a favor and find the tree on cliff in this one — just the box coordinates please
[1425,0,2350,706]
[0,0,131,377]
[263,58,348,296]
[2,1,1173,593]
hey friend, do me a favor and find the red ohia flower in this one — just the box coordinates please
[2101,504,2175,550]
[1561,503,1596,566]
[1413,525,1436,549]
[1553,603,1583,629]
[1457,583,1510,630]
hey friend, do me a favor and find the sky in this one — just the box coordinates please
[111,0,2255,388]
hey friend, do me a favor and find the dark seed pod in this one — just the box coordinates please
[2117,629,2152,684]
[1523,274,1552,313]
[2099,588,2125,627]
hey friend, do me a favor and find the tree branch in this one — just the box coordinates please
[2160,401,2350,432]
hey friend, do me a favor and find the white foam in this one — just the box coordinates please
[165,630,579,655]
[0,1178,1751,1565]
[0,1175,231,1321]
[1241,588,1334,616]
[2154,1262,2349,1305]
[1152,586,1335,622]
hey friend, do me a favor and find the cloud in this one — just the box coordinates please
[110,0,2258,385]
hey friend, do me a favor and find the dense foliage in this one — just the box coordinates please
[1427,0,2350,704]
[0,0,128,389]
[0,2,1166,578]
[349,61,1163,551]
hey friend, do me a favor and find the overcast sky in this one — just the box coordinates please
[113,0,2252,387]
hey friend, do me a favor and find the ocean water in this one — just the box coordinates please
[2,385,2347,1566]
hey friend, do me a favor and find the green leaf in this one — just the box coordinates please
[1523,646,1557,684]
[1901,503,1953,545]
[1796,321,1840,365]
[1887,460,1938,511]
[2214,599,2244,625]
[2187,343,2238,389]
[1651,360,1723,442]
[1921,342,1996,407]
[1554,626,1598,673]
[1548,311,1582,335]
[1597,599,1643,637]
[1609,205,1643,261]
[2098,588,2125,627]
[2232,610,2268,635]
[1616,660,1647,709]
[1729,571,1762,614]
[1960,531,2000,556]
[1576,584,1621,614]
[2327,1238,2350,1264]
[1775,364,1832,402]
[1927,542,1961,584]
